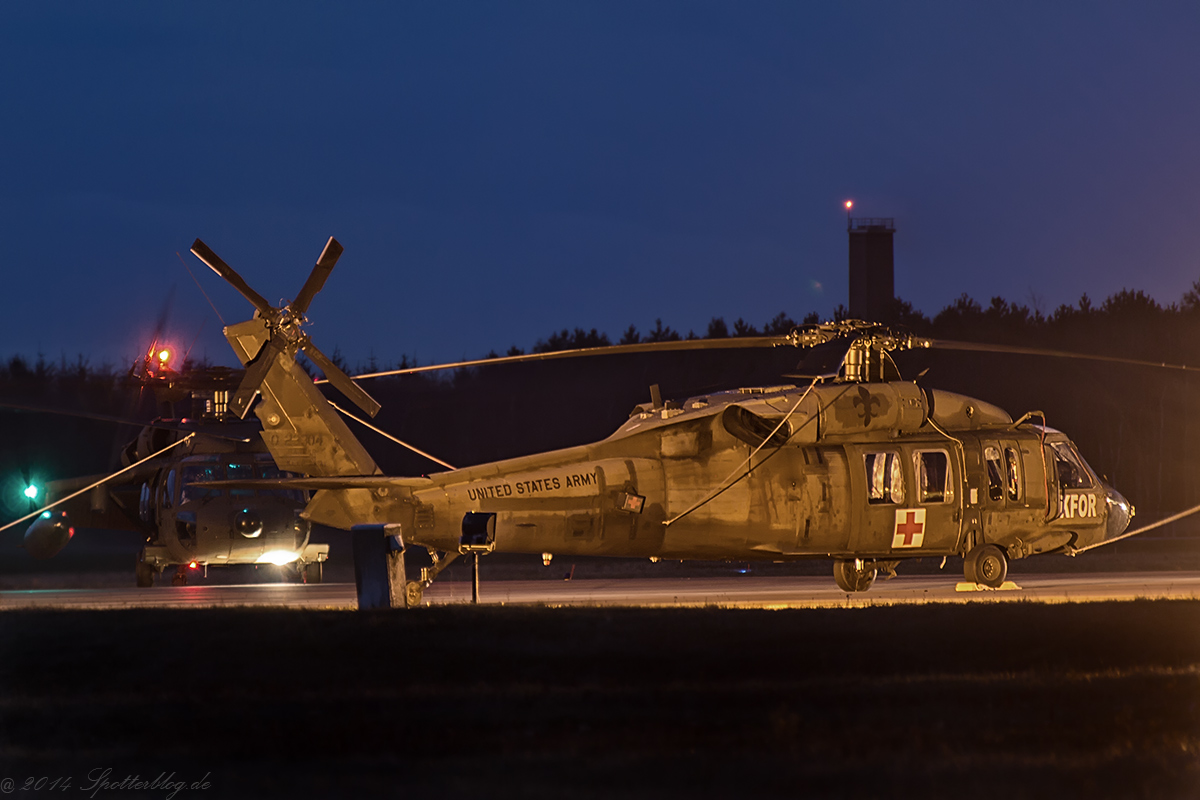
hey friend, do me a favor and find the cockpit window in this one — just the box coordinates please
[181,464,224,502]
[178,456,306,503]
[259,464,306,502]
[1050,441,1094,489]
[226,462,256,497]
[864,451,905,505]
[163,470,176,509]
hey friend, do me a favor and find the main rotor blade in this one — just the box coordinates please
[229,338,284,418]
[339,335,795,381]
[152,285,176,344]
[291,237,343,316]
[924,339,1200,373]
[0,402,251,441]
[302,341,381,418]
[190,239,274,315]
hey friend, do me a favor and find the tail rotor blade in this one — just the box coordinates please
[230,338,284,418]
[190,239,274,315]
[302,341,381,418]
[292,237,343,316]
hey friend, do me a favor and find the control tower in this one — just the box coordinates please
[848,217,895,322]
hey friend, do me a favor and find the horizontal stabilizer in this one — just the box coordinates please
[197,475,436,491]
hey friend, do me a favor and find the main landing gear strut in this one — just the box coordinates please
[403,547,461,607]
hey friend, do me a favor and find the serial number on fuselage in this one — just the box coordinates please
[465,471,597,502]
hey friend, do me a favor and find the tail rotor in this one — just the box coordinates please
[189,237,380,420]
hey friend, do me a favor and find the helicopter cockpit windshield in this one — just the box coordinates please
[1048,441,1095,489]
[177,455,306,504]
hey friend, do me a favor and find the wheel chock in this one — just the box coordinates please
[955,581,1022,592]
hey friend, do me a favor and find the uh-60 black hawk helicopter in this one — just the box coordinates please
[187,235,1183,608]
[3,336,327,587]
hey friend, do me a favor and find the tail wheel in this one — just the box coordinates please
[833,559,877,593]
[966,544,1008,588]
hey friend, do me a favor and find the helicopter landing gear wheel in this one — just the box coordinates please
[833,559,877,593]
[171,565,188,586]
[965,544,1008,588]
[303,562,323,584]
[135,558,155,588]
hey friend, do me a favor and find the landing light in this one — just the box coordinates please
[158,349,171,363]
[257,550,300,566]
[23,485,38,500]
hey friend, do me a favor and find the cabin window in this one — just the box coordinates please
[1005,447,1022,501]
[984,445,1004,501]
[1050,441,1093,489]
[864,451,905,505]
[914,450,952,503]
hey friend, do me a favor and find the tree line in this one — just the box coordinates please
[3,281,1200,521]
[505,282,1200,366]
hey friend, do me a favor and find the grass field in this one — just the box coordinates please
[2,601,1199,798]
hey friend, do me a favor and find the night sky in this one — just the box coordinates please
[4,3,1199,371]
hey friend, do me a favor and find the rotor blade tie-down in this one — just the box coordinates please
[329,401,456,471]
[176,251,226,326]
[664,378,824,527]
[0,433,197,535]
[1074,501,1200,554]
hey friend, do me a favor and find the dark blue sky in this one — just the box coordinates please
[3,3,1199,370]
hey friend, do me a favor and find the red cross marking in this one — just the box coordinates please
[895,511,924,546]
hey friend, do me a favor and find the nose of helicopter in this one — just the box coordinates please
[1103,484,1133,541]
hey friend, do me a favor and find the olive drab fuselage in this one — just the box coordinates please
[239,336,1130,566]
[370,384,1126,563]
